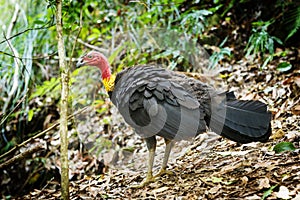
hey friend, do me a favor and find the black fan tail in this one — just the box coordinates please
[209,98,272,143]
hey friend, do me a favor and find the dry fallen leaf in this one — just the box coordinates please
[245,194,261,200]
[276,186,291,199]
[152,186,169,193]
[209,185,221,194]
[241,176,248,185]
[271,129,286,140]
[257,177,270,189]
[294,76,300,88]
[292,105,300,115]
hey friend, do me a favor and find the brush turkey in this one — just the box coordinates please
[77,51,272,187]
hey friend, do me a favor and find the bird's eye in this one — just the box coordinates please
[87,55,93,58]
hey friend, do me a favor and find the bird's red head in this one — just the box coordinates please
[77,51,111,79]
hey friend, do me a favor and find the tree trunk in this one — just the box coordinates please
[55,0,70,199]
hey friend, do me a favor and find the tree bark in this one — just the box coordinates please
[55,0,70,199]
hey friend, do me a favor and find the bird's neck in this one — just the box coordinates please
[101,67,115,92]
[101,67,111,80]
[96,58,115,92]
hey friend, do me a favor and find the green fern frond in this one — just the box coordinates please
[284,6,300,42]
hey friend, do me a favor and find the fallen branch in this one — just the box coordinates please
[0,144,43,170]
[0,106,91,161]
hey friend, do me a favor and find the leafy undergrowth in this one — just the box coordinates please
[15,55,300,199]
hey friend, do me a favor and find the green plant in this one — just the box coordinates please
[284,5,300,42]
[180,9,212,36]
[273,142,296,153]
[245,21,283,69]
[0,0,56,149]
[209,37,232,69]
[262,185,277,200]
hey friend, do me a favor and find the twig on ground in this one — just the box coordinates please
[0,144,43,170]
[0,106,91,161]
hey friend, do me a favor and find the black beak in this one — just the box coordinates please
[76,58,85,68]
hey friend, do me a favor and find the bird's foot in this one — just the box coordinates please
[154,168,174,178]
[129,174,155,189]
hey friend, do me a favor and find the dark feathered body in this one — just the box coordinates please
[109,65,272,143]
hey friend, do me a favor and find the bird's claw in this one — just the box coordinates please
[129,174,155,188]
[154,168,174,178]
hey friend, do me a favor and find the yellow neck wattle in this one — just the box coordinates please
[103,74,116,92]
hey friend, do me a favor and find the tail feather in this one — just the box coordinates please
[209,97,272,143]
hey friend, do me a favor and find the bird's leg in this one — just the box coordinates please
[161,138,173,170]
[144,136,156,182]
[131,136,156,188]
[155,138,174,177]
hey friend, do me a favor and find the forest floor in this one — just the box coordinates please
[14,54,300,199]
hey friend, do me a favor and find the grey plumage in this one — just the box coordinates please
[109,65,272,143]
